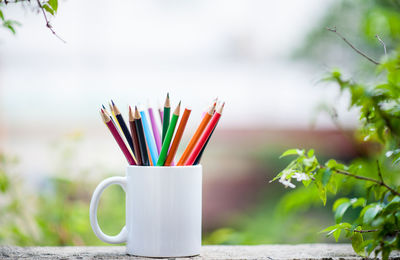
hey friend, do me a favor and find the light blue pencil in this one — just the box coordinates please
[140,110,159,164]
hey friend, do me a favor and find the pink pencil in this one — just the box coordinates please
[101,109,136,165]
[148,107,162,154]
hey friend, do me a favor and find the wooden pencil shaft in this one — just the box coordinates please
[193,120,218,165]
[105,120,136,165]
[185,112,221,165]
[177,112,212,165]
[140,111,159,163]
[134,118,150,166]
[162,106,170,143]
[148,108,162,154]
[157,106,180,166]
[129,120,143,165]
[116,114,135,155]
[164,108,191,166]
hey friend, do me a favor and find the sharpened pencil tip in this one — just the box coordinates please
[164,93,171,107]
[111,100,115,106]
[217,102,225,114]
[102,104,106,110]
[134,106,141,119]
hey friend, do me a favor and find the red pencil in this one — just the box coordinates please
[100,109,136,165]
[184,103,224,165]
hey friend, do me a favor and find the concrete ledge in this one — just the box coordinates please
[1,244,399,259]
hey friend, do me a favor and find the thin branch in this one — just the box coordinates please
[376,160,384,183]
[375,34,387,55]
[1,0,31,3]
[326,26,380,65]
[334,169,400,197]
[347,228,379,233]
[36,0,66,43]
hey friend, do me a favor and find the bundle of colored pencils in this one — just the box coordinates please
[99,94,224,166]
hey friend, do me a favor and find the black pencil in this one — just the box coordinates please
[129,106,143,165]
[111,100,135,155]
[134,106,150,166]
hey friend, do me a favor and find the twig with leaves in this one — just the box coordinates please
[0,0,65,42]
[36,0,65,43]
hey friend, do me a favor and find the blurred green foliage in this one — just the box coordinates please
[0,133,126,246]
[271,53,400,258]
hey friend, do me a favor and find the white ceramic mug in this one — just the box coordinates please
[89,165,202,257]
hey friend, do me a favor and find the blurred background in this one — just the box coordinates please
[0,0,395,245]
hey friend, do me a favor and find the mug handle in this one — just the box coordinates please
[89,176,128,244]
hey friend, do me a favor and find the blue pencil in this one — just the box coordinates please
[140,110,159,164]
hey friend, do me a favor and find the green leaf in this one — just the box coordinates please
[315,182,327,205]
[333,198,349,211]
[351,227,365,257]
[335,202,351,223]
[363,204,382,224]
[0,9,4,21]
[320,224,339,233]
[0,170,9,192]
[320,222,351,235]
[43,4,55,15]
[307,149,314,157]
[325,159,338,168]
[350,197,366,208]
[48,0,58,13]
[5,23,15,34]
[321,168,332,186]
[279,149,303,158]
[333,228,341,242]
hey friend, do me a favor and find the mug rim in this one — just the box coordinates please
[127,165,202,169]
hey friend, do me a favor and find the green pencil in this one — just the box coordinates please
[157,101,180,166]
[162,93,170,144]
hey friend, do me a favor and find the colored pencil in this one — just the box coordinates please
[164,108,191,166]
[177,103,216,165]
[129,106,143,165]
[102,104,116,125]
[193,99,219,165]
[100,109,136,165]
[157,102,181,166]
[133,106,150,166]
[109,102,122,131]
[162,93,170,143]
[102,107,134,159]
[111,100,135,155]
[185,103,224,165]
[193,121,218,165]
[148,107,162,154]
[140,109,159,164]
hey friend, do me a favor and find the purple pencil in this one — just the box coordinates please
[148,107,162,154]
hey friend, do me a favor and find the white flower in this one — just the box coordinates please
[292,172,310,182]
[386,150,394,157]
[279,173,296,188]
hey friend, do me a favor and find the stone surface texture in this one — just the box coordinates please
[0,244,399,259]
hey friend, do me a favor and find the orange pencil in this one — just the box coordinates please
[177,102,216,165]
[185,103,224,165]
[164,108,191,166]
